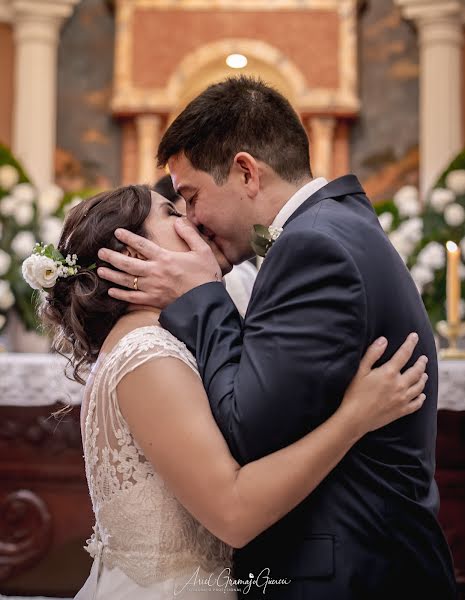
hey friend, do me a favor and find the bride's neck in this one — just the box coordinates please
[126,304,162,317]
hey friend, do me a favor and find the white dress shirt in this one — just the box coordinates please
[224,261,258,317]
[271,177,328,230]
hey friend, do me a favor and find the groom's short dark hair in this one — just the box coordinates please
[157,76,312,184]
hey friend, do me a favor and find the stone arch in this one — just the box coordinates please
[164,38,309,118]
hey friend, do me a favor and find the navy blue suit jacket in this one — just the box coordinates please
[160,176,456,599]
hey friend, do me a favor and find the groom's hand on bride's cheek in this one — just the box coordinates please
[97,223,222,308]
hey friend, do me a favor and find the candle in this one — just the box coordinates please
[446,241,460,325]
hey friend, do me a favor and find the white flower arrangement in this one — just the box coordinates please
[0,143,91,336]
[375,155,465,326]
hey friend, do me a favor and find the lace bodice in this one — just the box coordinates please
[83,325,232,586]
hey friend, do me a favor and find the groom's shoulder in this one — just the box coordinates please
[287,191,379,245]
[264,215,357,273]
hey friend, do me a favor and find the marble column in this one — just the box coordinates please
[307,116,336,180]
[11,0,79,190]
[136,114,164,185]
[396,0,464,196]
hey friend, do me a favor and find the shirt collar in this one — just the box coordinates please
[271,177,328,230]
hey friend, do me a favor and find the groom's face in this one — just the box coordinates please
[168,153,256,265]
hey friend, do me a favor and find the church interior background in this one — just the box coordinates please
[0,0,464,597]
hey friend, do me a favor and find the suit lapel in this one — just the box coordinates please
[283,174,366,228]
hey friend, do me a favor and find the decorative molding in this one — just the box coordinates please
[0,490,52,581]
[395,0,464,22]
[112,0,360,116]
[11,0,80,20]
[396,0,464,48]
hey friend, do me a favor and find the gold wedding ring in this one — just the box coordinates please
[133,276,138,291]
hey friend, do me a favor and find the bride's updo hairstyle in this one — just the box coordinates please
[40,184,152,383]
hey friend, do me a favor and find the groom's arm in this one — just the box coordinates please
[160,228,367,465]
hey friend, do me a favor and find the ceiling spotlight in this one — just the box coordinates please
[226,54,248,69]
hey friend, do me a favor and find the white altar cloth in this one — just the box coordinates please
[0,353,83,406]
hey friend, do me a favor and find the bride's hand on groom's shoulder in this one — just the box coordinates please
[96,220,222,308]
[340,332,429,437]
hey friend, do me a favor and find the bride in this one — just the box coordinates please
[24,184,428,599]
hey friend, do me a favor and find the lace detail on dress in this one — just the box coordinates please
[83,326,232,586]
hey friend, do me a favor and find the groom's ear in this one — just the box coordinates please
[233,152,260,198]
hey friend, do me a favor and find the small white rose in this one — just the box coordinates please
[394,185,421,217]
[0,195,17,217]
[417,241,445,270]
[41,216,63,246]
[33,255,59,288]
[22,254,40,289]
[411,264,435,288]
[12,182,36,204]
[444,203,465,227]
[0,313,6,330]
[14,202,34,226]
[401,198,420,218]
[0,165,19,190]
[398,217,423,243]
[429,188,455,213]
[0,250,11,276]
[445,170,465,196]
[22,254,59,289]
[38,184,64,216]
[0,279,15,311]
[378,212,393,232]
[394,185,418,204]
[394,186,420,217]
[11,231,37,259]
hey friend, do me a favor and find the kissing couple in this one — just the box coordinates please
[24,76,456,599]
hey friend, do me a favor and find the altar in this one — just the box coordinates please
[0,353,464,597]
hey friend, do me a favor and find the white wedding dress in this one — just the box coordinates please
[75,325,237,599]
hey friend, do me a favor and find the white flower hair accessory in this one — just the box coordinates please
[22,242,96,291]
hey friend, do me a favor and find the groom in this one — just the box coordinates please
[98,77,456,598]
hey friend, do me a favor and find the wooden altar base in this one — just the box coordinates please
[0,404,464,597]
[0,404,93,597]
[436,409,465,599]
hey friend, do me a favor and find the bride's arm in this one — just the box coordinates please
[118,333,426,549]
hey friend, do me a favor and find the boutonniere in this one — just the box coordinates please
[250,225,283,258]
